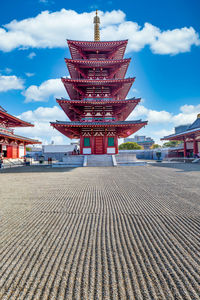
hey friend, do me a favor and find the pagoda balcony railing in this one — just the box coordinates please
[87,76,107,80]
[81,117,116,122]
[83,97,114,101]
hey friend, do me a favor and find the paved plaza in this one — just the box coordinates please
[0,164,200,299]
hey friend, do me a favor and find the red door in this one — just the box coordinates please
[94,136,104,154]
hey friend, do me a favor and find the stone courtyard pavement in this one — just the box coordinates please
[0,164,200,300]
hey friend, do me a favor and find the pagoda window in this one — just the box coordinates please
[84,137,90,147]
[108,137,115,147]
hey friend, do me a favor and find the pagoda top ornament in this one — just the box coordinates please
[93,10,100,41]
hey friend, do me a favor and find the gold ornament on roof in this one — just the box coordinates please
[94,10,100,41]
[197,113,200,119]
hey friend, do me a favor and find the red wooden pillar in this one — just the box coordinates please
[115,135,118,154]
[91,135,94,154]
[183,139,187,157]
[104,135,108,154]
[193,138,198,156]
[104,129,107,154]
[80,136,83,154]
[17,145,20,158]
[7,145,12,158]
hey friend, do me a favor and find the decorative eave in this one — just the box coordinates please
[67,39,128,60]
[56,98,141,121]
[0,110,34,128]
[65,58,131,79]
[61,77,135,100]
[0,131,41,144]
[51,120,147,139]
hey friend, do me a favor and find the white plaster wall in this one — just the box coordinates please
[107,147,115,154]
[19,146,25,157]
[43,145,74,153]
[83,148,91,154]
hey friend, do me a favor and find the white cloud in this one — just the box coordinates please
[23,78,66,102]
[27,52,36,59]
[16,105,69,145]
[151,27,200,55]
[180,104,200,114]
[0,9,198,54]
[128,103,200,126]
[25,72,35,77]
[130,105,172,123]
[154,129,174,137]
[0,75,24,92]
[4,67,12,74]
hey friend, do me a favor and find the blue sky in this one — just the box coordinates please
[0,0,200,144]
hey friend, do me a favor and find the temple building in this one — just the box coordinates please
[161,114,200,157]
[51,11,147,155]
[0,106,41,159]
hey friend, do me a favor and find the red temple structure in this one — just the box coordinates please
[51,11,147,155]
[161,114,200,157]
[0,106,41,159]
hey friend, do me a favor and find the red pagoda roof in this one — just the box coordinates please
[57,98,140,121]
[65,58,131,80]
[67,40,128,60]
[0,131,41,144]
[61,77,135,100]
[0,109,34,128]
[51,120,147,139]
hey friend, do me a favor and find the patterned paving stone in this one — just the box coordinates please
[0,164,200,299]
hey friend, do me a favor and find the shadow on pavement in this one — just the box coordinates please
[148,162,200,173]
[0,166,76,173]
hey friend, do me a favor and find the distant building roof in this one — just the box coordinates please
[162,114,200,140]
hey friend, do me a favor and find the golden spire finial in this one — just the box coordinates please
[93,10,100,41]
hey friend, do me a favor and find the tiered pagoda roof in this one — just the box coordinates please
[65,58,131,80]
[61,77,135,100]
[57,98,140,121]
[51,120,147,139]
[67,39,128,60]
[51,11,147,154]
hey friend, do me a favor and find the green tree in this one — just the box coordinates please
[119,142,143,150]
[26,147,32,152]
[150,144,161,149]
[162,140,181,148]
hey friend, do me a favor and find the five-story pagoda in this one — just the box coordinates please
[51,11,147,155]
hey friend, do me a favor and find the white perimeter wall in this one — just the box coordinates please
[43,145,74,153]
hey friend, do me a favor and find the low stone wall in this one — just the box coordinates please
[118,149,170,160]
[116,152,137,164]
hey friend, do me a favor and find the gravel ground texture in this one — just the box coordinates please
[0,163,200,300]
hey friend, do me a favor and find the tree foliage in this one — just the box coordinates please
[150,144,161,149]
[162,140,181,148]
[119,142,143,150]
[26,147,32,152]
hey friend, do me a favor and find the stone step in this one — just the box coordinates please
[52,155,84,168]
[87,155,113,167]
